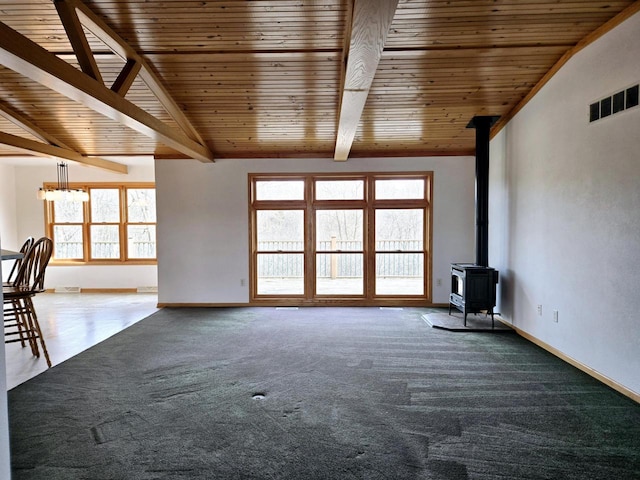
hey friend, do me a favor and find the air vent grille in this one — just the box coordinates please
[590,84,639,123]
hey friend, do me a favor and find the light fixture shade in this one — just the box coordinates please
[37,162,89,202]
[36,189,89,202]
[72,190,90,202]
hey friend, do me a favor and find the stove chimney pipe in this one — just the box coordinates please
[467,116,499,267]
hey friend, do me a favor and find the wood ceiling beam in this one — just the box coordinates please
[65,0,208,147]
[54,0,103,83]
[0,131,128,174]
[0,100,128,173]
[334,0,399,161]
[111,58,142,96]
[0,101,73,150]
[0,21,214,163]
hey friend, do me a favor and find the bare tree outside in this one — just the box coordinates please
[50,186,157,261]
[315,179,363,201]
[256,209,304,294]
[53,198,83,259]
[255,180,304,201]
[375,178,424,200]
[252,175,429,298]
[127,189,156,259]
[91,189,120,259]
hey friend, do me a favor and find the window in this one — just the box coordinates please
[249,173,432,305]
[44,183,156,264]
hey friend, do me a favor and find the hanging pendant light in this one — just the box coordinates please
[37,162,89,202]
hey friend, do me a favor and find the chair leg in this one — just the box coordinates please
[13,301,28,348]
[24,299,41,357]
[4,300,28,348]
[13,298,40,356]
[23,296,51,368]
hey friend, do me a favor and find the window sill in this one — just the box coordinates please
[50,260,157,266]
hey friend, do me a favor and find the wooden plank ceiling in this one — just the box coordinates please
[0,0,637,167]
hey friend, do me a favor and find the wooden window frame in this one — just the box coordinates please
[249,172,433,306]
[43,182,156,265]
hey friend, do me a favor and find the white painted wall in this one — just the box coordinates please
[0,238,11,479]
[0,163,18,251]
[4,160,157,289]
[0,164,18,477]
[0,166,15,474]
[489,12,640,394]
[156,156,477,304]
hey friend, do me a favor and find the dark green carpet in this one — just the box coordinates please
[8,307,640,479]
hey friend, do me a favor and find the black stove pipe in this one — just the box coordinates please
[467,115,500,267]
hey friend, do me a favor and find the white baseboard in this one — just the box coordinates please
[499,316,639,404]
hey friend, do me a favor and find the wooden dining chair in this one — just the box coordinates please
[3,236,53,367]
[2,236,34,287]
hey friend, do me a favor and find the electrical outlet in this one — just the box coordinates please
[240,279,246,286]
[436,278,442,287]
[537,304,543,316]
[553,310,559,323]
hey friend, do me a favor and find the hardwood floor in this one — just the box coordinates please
[4,293,159,390]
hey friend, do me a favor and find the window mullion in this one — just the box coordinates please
[121,186,127,261]
[83,197,90,262]
[365,176,376,300]
[305,177,314,300]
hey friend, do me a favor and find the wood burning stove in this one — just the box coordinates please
[449,263,498,326]
[448,116,500,327]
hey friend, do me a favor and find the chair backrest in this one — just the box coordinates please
[6,236,34,284]
[12,237,53,293]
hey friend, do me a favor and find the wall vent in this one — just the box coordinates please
[54,286,81,293]
[590,84,639,123]
[136,286,158,293]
